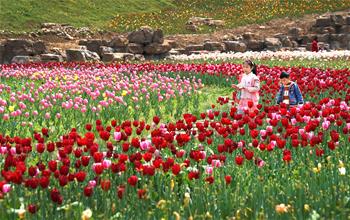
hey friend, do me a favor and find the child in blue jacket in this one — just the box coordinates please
[276,72,304,106]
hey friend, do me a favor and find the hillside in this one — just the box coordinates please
[0,0,349,34]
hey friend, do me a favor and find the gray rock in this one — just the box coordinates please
[203,41,224,51]
[315,17,332,27]
[264,37,282,51]
[186,24,198,32]
[128,26,154,44]
[0,45,4,64]
[288,27,302,39]
[330,14,345,26]
[144,42,172,55]
[109,36,128,48]
[40,54,64,62]
[152,29,164,44]
[223,41,247,52]
[102,53,134,62]
[11,55,40,64]
[346,16,350,25]
[242,32,257,41]
[339,25,350,34]
[127,43,144,54]
[85,39,108,56]
[185,44,204,53]
[246,40,265,51]
[66,49,86,62]
[99,46,115,56]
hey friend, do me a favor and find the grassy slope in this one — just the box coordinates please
[0,0,349,34]
[0,0,174,31]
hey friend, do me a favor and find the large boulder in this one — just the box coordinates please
[152,29,164,44]
[128,26,154,44]
[223,41,246,52]
[330,14,345,26]
[102,53,134,63]
[127,43,144,54]
[99,46,115,56]
[33,41,47,54]
[66,49,100,62]
[108,36,128,48]
[185,44,204,54]
[83,39,108,56]
[66,49,86,62]
[264,37,282,51]
[11,55,40,64]
[330,34,350,48]
[144,41,172,55]
[288,27,303,39]
[203,41,224,51]
[40,54,64,62]
[185,24,198,32]
[242,32,257,41]
[340,25,350,34]
[246,40,265,51]
[315,17,332,27]
[0,45,4,64]
[2,39,47,63]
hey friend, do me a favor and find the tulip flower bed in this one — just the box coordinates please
[0,62,350,219]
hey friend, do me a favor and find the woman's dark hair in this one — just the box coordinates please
[280,71,290,79]
[244,60,257,75]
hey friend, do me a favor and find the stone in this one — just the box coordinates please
[288,27,302,39]
[223,41,247,52]
[203,41,224,51]
[102,53,134,62]
[246,40,265,51]
[330,14,345,26]
[185,44,204,53]
[186,24,198,32]
[85,39,108,56]
[128,26,154,44]
[315,17,332,27]
[152,29,164,44]
[11,55,40,64]
[166,40,178,48]
[84,50,100,61]
[144,42,172,55]
[99,46,115,55]
[339,25,350,34]
[109,36,128,48]
[33,41,47,54]
[0,44,4,64]
[40,54,64,62]
[317,34,330,42]
[127,43,144,54]
[207,20,225,27]
[264,38,282,51]
[346,16,350,25]
[66,49,86,62]
[281,37,293,47]
[242,32,257,41]
[3,39,35,63]
[330,34,350,48]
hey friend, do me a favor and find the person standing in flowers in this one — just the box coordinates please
[311,36,319,52]
[276,71,304,107]
[232,60,260,113]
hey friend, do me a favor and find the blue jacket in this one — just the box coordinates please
[276,82,304,105]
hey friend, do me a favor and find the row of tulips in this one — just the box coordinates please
[168,50,350,62]
[0,96,349,219]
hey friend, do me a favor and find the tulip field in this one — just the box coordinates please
[0,59,350,219]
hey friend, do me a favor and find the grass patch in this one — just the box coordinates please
[0,0,349,34]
